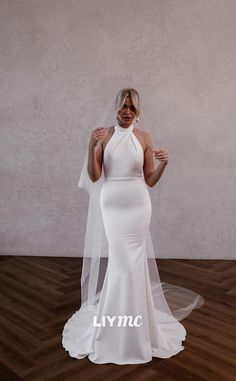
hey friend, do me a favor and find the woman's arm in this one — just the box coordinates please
[143,131,169,188]
[87,128,105,182]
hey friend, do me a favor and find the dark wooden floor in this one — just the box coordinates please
[0,256,235,381]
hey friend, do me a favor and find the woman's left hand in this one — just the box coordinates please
[153,148,169,165]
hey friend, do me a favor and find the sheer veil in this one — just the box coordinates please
[77,89,204,321]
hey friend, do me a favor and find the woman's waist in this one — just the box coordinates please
[105,175,143,181]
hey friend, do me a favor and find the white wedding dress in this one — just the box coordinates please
[62,122,201,364]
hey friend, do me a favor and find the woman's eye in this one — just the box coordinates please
[122,104,136,112]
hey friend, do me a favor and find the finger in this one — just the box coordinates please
[155,152,166,156]
[155,156,168,160]
[94,129,103,135]
[154,153,165,157]
[97,131,104,135]
[95,133,104,138]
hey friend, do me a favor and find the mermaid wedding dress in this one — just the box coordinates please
[62,122,204,364]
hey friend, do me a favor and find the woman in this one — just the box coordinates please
[87,90,169,186]
[62,88,204,364]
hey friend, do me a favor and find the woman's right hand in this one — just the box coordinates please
[89,127,106,150]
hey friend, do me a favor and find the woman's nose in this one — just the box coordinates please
[124,107,131,114]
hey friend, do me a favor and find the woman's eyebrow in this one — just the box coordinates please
[123,103,135,107]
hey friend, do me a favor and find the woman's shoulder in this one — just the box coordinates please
[134,127,151,138]
[104,125,115,133]
[96,125,114,131]
[134,128,154,151]
[102,126,115,150]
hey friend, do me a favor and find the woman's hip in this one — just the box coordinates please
[100,178,151,211]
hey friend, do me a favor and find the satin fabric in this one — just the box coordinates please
[62,123,187,364]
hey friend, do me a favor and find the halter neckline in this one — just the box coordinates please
[115,122,135,134]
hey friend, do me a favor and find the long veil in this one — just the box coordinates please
[77,90,204,321]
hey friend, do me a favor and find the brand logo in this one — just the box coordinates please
[93,315,143,327]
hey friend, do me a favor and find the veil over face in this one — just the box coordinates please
[77,88,204,320]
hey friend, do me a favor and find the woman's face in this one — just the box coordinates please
[117,96,138,127]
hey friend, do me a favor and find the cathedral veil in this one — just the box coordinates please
[77,89,204,322]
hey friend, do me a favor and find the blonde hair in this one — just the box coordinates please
[115,87,140,116]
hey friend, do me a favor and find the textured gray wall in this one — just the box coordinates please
[0,0,235,258]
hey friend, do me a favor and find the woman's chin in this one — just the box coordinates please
[122,118,133,126]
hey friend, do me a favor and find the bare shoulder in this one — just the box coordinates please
[133,126,143,134]
[104,125,115,134]
[102,125,115,151]
[96,126,113,132]
[134,127,153,143]
[134,127,151,137]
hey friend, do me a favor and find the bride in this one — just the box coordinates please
[62,87,204,365]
